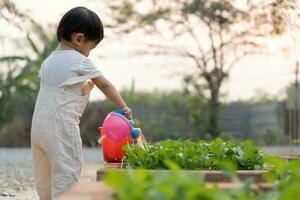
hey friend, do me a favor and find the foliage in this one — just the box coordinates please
[81,90,208,145]
[105,169,229,200]
[108,0,300,138]
[105,156,300,200]
[264,157,300,200]
[124,138,264,170]
[0,117,31,147]
[0,23,57,122]
[0,0,29,28]
[233,89,282,105]
[0,82,207,147]
[262,129,281,146]
[105,167,279,200]
[0,23,58,146]
[0,82,284,147]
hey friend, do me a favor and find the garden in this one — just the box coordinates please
[1,0,300,199]
[98,138,300,200]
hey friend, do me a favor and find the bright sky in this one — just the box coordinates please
[0,0,298,101]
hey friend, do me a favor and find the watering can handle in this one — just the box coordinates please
[98,135,106,144]
[113,109,125,115]
[113,109,135,126]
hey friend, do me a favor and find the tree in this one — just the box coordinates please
[0,22,58,122]
[107,0,299,137]
[0,0,30,28]
[0,0,58,146]
[0,22,58,146]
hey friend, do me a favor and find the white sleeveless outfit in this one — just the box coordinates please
[30,50,102,200]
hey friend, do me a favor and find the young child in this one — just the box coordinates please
[30,7,133,200]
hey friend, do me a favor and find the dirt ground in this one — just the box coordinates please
[0,163,102,200]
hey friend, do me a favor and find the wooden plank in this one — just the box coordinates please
[104,162,125,168]
[207,182,272,191]
[277,155,300,161]
[96,163,268,183]
[97,156,300,182]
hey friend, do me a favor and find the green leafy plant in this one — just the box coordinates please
[264,157,300,200]
[105,169,230,200]
[105,158,300,200]
[124,138,264,170]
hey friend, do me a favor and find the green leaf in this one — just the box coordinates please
[26,33,41,56]
[0,56,30,62]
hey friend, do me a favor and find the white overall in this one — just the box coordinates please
[31,84,89,199]
[31,50,102,200]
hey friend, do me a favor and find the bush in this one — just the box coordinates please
[80,91,207,146]
[125,138,264,170]
[262,129,288,146]
[0,117,31,147]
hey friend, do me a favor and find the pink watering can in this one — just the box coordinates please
[98,110,144,143]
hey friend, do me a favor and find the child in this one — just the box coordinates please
[30,7,133,200]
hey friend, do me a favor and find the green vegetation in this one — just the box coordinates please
[105,157,300,200]
[0,23,58,146]
[105,169,227,200]
[80,90,209,146]
[108,0,299,137]
[124,138,264,170]
[0,0,296,146]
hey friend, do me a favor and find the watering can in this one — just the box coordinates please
[98,110,146,162]
[98,110,142,142]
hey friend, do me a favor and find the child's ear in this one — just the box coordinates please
[71,33,85,45]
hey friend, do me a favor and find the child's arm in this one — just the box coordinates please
[92,76,133,119]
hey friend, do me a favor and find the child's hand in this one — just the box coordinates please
[121,106,133,119]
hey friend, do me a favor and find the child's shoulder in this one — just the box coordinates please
[46,50,89,64]
[51,50,85,59]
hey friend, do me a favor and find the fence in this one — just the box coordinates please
[132,101,297,142]
[220,101,290,143]
[285,108,300,142]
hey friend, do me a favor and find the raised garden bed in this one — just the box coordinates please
[96,163,268,183]
[97,140,300,183]
[97,139,268,182]
[100,158,300,200]
[95,139,300,200]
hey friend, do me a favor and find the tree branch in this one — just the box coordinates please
[207,22,219,70]
[180,48,205,71]
[226,51,258,73]
[181,15,206,58]
[218,25,225,71]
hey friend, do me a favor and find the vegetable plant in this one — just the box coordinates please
[124,138,264,170]
[105,168,231,200]
[104,158,300,200]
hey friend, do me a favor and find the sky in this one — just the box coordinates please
[0,0,299,101]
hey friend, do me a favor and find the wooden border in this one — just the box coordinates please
[96,163,268,183]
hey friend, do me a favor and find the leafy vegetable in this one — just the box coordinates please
[104,167,231,200]
[104,158,300,200]
[124,138,264,170]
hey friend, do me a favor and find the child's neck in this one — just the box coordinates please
[57,41,76,51]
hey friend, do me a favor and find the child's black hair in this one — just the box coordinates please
[57,7,104,44]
